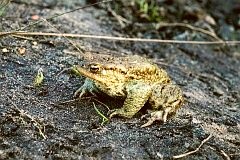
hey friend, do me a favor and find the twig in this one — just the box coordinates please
[56,96,97,106]
[1,31,240,45]
[56,67,72,77]
[229,153,240,156]
[154,60,187,70]
[41,18,84,54]
[173,134,212,159]
[56,98,80,105]
[7,96,47,139]
[220,150,231,160]
[3,0,113,33]
[156,22,222,42]
[56,96,110,111]
[11,35,35,41]
[92,98,110,111]
[106,4,131,28]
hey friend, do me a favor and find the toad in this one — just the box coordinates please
[74,55,183,127]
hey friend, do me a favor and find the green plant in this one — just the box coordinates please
[136,0,162,22]
[0,0,11,16]
[93,102,109,125]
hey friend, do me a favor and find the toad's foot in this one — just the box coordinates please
[141,107,171,127]
[74,78,98,98]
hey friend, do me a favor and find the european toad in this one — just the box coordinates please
[74,55,183,127]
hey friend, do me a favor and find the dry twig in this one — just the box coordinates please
[1,31,240,45]
[220,150,231,160]
[56,96,110,112]
[3,0,113,32]
[41,18,84,54]
[173,134,212,159]
[92,98,111,111]
[7,96,47,139]
[156,22,222,42]
[106,4,131,28]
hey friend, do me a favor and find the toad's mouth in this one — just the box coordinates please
[75,66,106,85]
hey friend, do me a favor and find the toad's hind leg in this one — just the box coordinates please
[141,99,182,127]
[109,82,152,119]
[141,84,183,127]
[141,107,171,128]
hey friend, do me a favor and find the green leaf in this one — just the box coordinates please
[34,68,44,87]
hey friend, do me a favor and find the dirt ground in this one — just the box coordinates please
[0,0,240,159]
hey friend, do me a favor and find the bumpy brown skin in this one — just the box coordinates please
[74,55,183,127]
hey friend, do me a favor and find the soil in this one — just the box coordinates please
[0,0,240,159]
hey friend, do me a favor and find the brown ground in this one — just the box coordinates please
[0,0,240,159]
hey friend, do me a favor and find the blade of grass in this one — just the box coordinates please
[93,102,109,125]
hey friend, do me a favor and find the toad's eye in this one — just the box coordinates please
[89,64,100,73]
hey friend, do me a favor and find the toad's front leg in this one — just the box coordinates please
[74,78,98,98]
[109,82,152,119]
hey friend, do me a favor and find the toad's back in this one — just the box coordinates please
[106,55,171,84]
